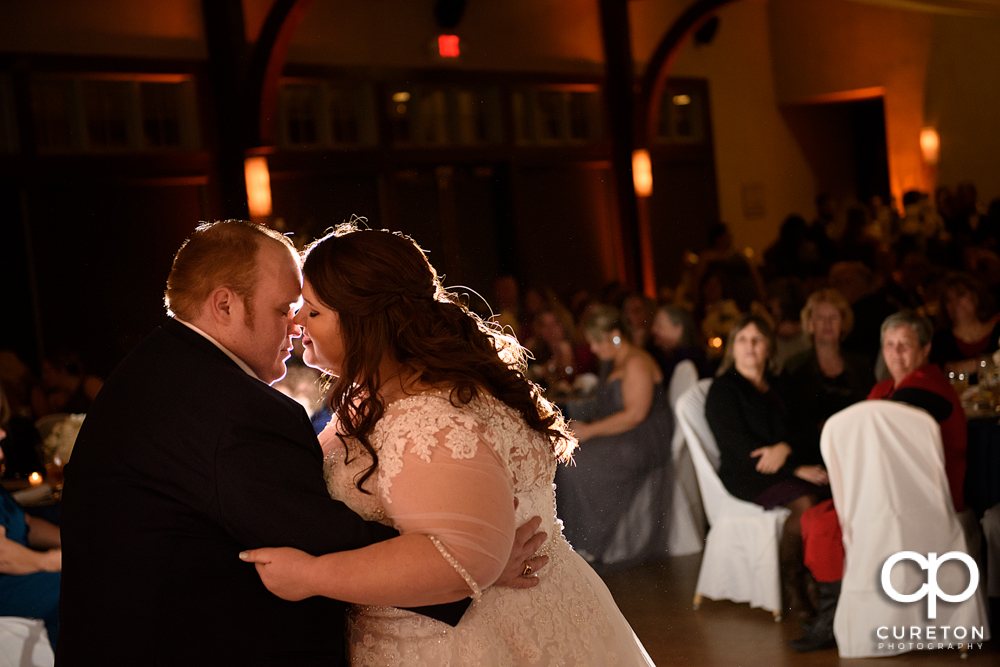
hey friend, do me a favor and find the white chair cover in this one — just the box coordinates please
[676,379,789,613]
[665,360,705,556]
[0,618,54,667]
[822,400,991,658]
[667,360,700,411]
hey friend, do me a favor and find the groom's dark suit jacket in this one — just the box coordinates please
[57,320,467,666]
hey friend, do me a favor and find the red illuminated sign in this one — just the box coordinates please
[438,34,460,58]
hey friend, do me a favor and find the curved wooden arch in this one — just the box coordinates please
[247,0,317,146]
[637,0,739,146]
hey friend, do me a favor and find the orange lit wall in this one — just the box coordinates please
[768,0,934,208]
[924,13,1000,204]
[244,0,608,74]
[6,0,998,257]
[0,0,205,58]
[630,0,817,257]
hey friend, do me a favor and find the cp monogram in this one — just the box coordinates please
[881,551,979,619]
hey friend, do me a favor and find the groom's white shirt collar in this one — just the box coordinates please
[175,318,260,381]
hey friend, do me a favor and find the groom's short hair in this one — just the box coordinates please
[164,220,295,321]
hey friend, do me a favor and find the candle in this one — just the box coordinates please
[29,472,43,486]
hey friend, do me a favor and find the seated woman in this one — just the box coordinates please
[649,303,710,384]
[793,310,966,653]
[781,289,875,463]
[704,315,828,618]
[555,305,672,571]
[930,272,1000,377]
[0,389,61,650]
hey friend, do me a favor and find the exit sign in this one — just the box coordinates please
[438,34,460,58]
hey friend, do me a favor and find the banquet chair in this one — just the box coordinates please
[821,400,991,658]
[665,360,706,556]
[676,379,789,618]
[0,617,54,667]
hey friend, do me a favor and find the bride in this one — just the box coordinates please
[240,224,655,666]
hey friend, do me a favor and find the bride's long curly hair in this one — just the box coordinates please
[302,222,575,492]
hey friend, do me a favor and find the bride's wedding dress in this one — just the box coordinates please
[322,390,656,666]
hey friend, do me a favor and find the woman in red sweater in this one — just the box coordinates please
[792,310,966,652]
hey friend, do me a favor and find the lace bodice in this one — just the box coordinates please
[321,390,654,666]
[322,391,561,569]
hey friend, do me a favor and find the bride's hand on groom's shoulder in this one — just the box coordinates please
[240,547,316,601]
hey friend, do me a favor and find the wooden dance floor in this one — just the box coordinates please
[604,554,998,666]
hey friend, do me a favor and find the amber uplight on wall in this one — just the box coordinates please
[920,126,940,166]
[244,156,273,219]
[632,149,653,197]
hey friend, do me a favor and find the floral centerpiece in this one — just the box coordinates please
[42,413,86,466]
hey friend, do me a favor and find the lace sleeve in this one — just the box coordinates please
[374,395,516,592]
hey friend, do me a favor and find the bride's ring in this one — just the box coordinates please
[521,561,533,577]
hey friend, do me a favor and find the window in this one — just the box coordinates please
[512,87,603,145]
[140,82,185,148]
[328,89,360,144]
[282,85,320,145]
[656,86,706,144]
[416,89,448,145]
[30,75,199,153]
[31,79,76,151]
[83,80,131,149]
[387,85,502,147]
[454,90,489,144]
[278,82,376,148]
[535,91,563,142]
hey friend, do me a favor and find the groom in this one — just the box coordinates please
[57,221,545,666]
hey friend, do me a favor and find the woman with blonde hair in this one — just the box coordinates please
[781,288,874,465]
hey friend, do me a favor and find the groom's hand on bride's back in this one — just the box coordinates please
[494,515,549,589]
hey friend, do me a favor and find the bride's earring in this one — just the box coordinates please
[613,336,621,348]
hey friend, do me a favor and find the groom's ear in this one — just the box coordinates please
[206,286,236,324]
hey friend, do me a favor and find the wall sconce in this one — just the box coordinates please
[244,156,272,218]
[632,149,652,197]
[920,127,940,166]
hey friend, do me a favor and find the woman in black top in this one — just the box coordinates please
[782,289,875,463]
[705,314,828,617]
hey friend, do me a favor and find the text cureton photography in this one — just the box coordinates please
[877,624,986,652]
